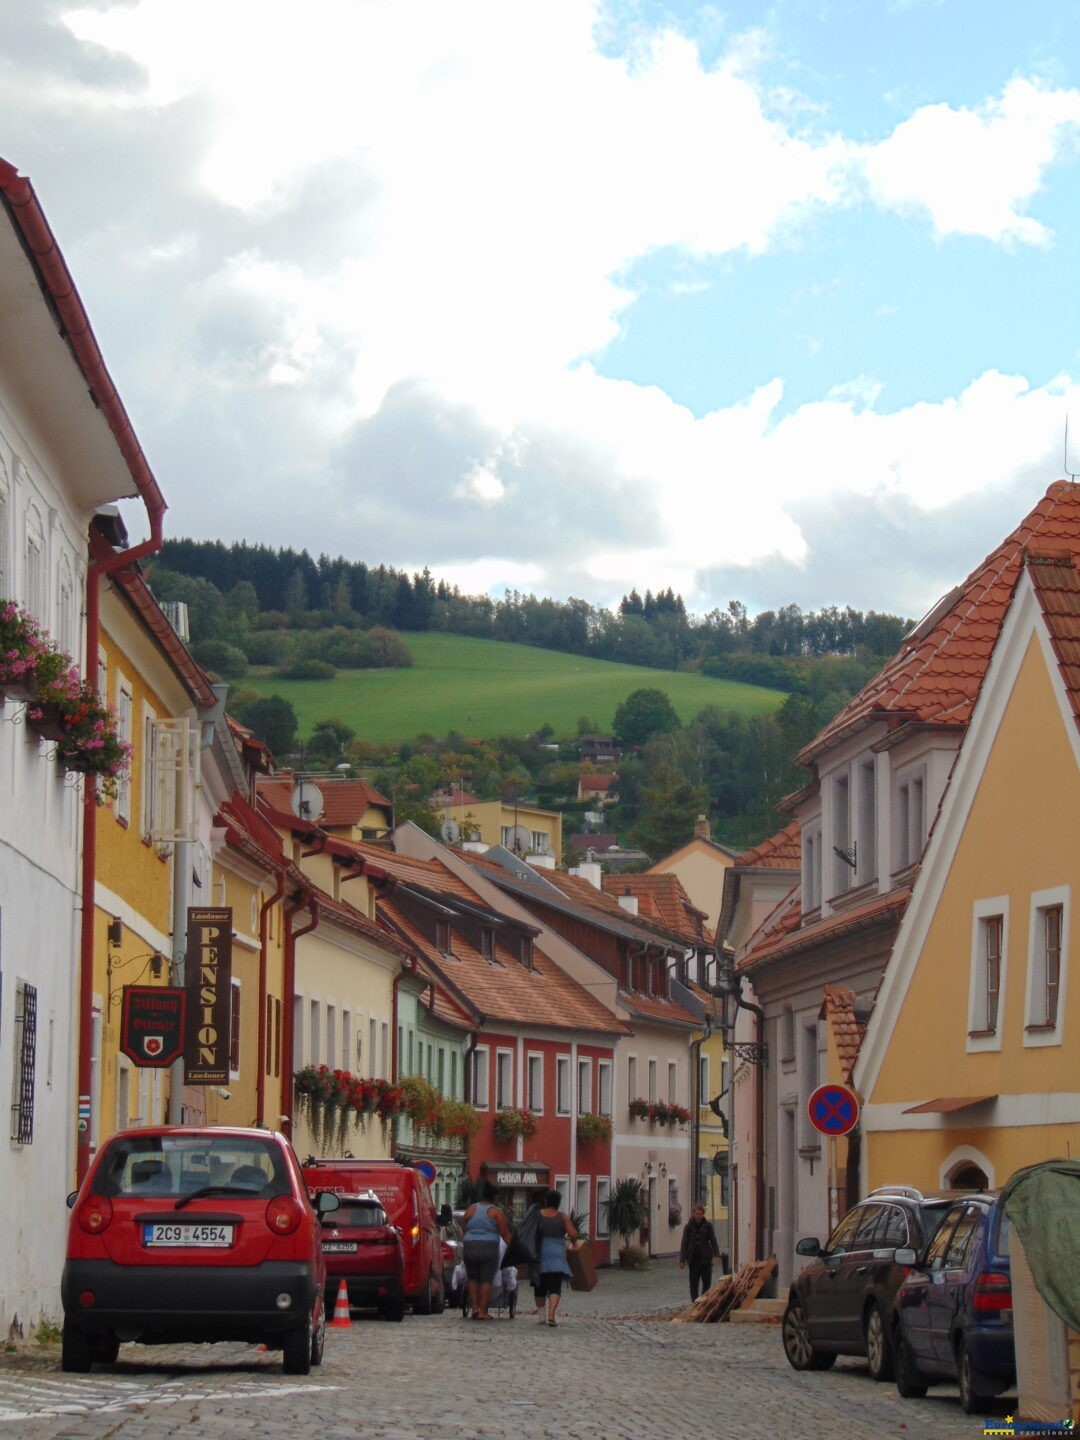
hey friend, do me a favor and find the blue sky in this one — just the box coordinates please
[1,0,1079,621]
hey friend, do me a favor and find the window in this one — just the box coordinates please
[852,1205,887,1248]
[882,1206,909,1248]
[647,1059,657,1102]
[597,1059,612,1116]
[326,1005,337,1072]
[495,1049,513,1109]
[973,915,1003,1034]
[577,1057,591,1114]
[144,717,197,843]
[575,1176,590,1227]
[780,1008,795,1064]
[944,1206,982,1268]
[896,771,925,871]
[292,995,304,1068]
[472,1048,490,1109]
[519,936,534,969]
[802,823,822,912]
[381,1021,389,1075]
[627,1055,637,1101]
[230,980,241,1076]
[527,1053,543,1112]
[667,1060,678,1104]
[698,1054,709,1107]
[554,1175,569,1208]
[11,980,37,1144]
[596,1178,611,1237]
[824,1206,863,1256]
[1027,892,1067,1038]
[114,678,134,822]
[435,919,451,953]
[531,830,549,854]
[437,1046,446,1095]
[0,462,8,595]
[481,929,496,963]
[25,507,45,622]
[450,1051,459,1098]
[832,772,852,895]
[857,759,877,884]
[342,1010,352,1071]
[369,1017,377,1071]
[309,999,321,1065]
[556,1056,571,1115]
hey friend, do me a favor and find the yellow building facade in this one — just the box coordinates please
[857,558,1080,1191]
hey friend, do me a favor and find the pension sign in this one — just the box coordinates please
[183,907,233,1085]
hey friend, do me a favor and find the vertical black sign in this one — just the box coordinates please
[183,907,233,1085]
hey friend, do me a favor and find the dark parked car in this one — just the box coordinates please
[782,1186,965,1381]
[891,1192,1014,1413]
[438,1205,465,1304]
[320,1190,406,1321]
[62,1126,339,1375]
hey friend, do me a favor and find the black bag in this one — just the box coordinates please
[506,1203,542,1266]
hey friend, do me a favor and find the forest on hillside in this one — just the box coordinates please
[151,538,913,854]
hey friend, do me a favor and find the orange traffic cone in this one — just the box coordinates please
[329,1279,352,1329]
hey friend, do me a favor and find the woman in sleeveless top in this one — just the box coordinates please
[462,1181,513,1319]
[533,1189,578,1326]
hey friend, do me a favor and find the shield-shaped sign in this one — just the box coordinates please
[120,986,186,1068]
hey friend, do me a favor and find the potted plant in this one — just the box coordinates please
[576,1112,613,1146]
[628,1097,650,1121]
[603,1176,648,1266]
[0,599,46,702]
[493,1106,540,1143]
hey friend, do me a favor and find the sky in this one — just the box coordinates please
[3,0,1080,623]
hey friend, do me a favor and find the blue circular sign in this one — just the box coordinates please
[414,1160,437,1183]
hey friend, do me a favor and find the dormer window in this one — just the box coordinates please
[895,770,926,872]
[481,928,496,963]
[802,823,822,913]
[435,919,451,954]
[519,936,534,969]
[831,773,852,895]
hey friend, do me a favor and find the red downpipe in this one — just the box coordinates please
[280,887,319,1139]
[76,528,165,1186]
[256,867,287,1128]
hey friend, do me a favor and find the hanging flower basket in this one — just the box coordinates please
[576,1112,613,1146]
[294,1066,402,1154]
[628,1098,691,1128]
[26,700,65,742]
[493,1107,540,1143]
[0,600,46,701]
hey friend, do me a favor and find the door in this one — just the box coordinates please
[926,1204,982,1366]
[831,1203,890,1345]
[900,1208,959,1367]
[804,1205,864,1347]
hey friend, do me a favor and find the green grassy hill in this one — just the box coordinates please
[243,631,786,743]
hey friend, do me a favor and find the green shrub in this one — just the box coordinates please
[275,658,337,681]
[191,638,248,680]
[242,631,296,666]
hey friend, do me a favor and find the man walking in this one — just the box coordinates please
[679,1204,721,1301]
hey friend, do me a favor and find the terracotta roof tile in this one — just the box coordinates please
[1026,553,1080,729]
[732,821,802,870]
[800,482,1080,762]
[259,774,390,828]
[600,872,713,946]
[739,885,911,973]
[819,985,866,1084]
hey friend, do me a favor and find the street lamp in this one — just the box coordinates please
[715,950,767,1067]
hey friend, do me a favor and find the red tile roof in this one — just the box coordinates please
[732,821,802,870]
[1025,550,1080,729]
[800,481,1080,763]
[600,872,712,946]
[819,986,866,1083]
[738,885,911,974]
[258,774,390,828]
[580,774,616,792]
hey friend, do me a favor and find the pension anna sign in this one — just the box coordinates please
[183,907,233,1085]
[807,1083,860,1137]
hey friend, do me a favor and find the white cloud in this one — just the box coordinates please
[860,77,1080,244]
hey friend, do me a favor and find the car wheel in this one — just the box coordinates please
[893,1325,929,1399]
[865,1302,895,1381]
[282,1317,313,1376]
[430,1274,446,1315]
[61,1325,94,1374]
[957,1335,990,1415]
[782,1298,836,1371]
[310,1308,326,1368]
[93,1333,120,1365]
[384,1296,405,1322]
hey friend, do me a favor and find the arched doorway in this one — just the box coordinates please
[948,1161,989,1189]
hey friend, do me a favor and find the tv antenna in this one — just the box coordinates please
[290,779,324,823]
[1066,414,1078,482]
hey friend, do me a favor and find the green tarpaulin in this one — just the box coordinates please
[1001,1159,1080,1332]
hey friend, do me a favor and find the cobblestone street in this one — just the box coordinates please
[0,1262,1012,1440]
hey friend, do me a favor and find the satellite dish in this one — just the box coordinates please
[440,817,460,844]
[510,824,531,853]
[290,781,324,823]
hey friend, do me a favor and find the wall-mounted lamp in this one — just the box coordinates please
[150,952,164,979]
[107,917,123,949]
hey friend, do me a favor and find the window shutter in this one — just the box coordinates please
[148,717,198,843]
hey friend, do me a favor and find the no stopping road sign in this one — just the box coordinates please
[807,1083,860,1136]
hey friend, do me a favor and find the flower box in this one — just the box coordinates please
[27,702,66,742]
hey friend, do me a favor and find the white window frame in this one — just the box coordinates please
[667,1060,678,1104]
[802,821,822,912]
[647,1058,658,1102]
[575,1175,590,1227]
[309,998,321,1066]
[495,1047,514,1109]
[342,1009,352,1072]
[966,897,1008,1052]
[627,1054,637,1102]
[894,766,926,873]
[292,994,304,1069]
[831,770,852,896]
[1024,886,1069,1048]
[597,1058,612,1116]
[554,1174,570,1207]
[577,1056,592,1115]
[230,978,242,1079]
[114,673,134,823]
[473,1047,490,1109]
[698,1054,709,1107]
[596,1177,611,1238]
[556,1055,571,1116]
[0,461,8,596]
[856,758,877,886]
[527,1052,544,1113]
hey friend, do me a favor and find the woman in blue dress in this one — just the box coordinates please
[532,1190,579,1326]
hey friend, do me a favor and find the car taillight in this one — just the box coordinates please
[973,1272,1012,1312]
[266,1196,303,1236]
[76,1196,113,1235]
[410,1224,420,1239]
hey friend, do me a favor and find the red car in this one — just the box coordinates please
[61,1126,340,1374]
[319,1190,406,1321]
[302,1160,445,1314]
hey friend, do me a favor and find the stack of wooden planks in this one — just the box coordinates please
[670,1257,778,1323]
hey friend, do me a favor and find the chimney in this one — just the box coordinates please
[571,861,602,890]
[694,813,711,841]
[617,893,638,916]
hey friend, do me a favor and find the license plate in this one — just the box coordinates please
[143,1223,233,1248]
[323,1241,358,1253]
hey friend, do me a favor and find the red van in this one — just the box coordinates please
[302,1160,446,1314]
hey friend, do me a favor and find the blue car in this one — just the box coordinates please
[891,1192,1014,1414]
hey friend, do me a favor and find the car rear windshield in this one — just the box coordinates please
[335,1202,389,1228]
[96,1135,290,1198]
